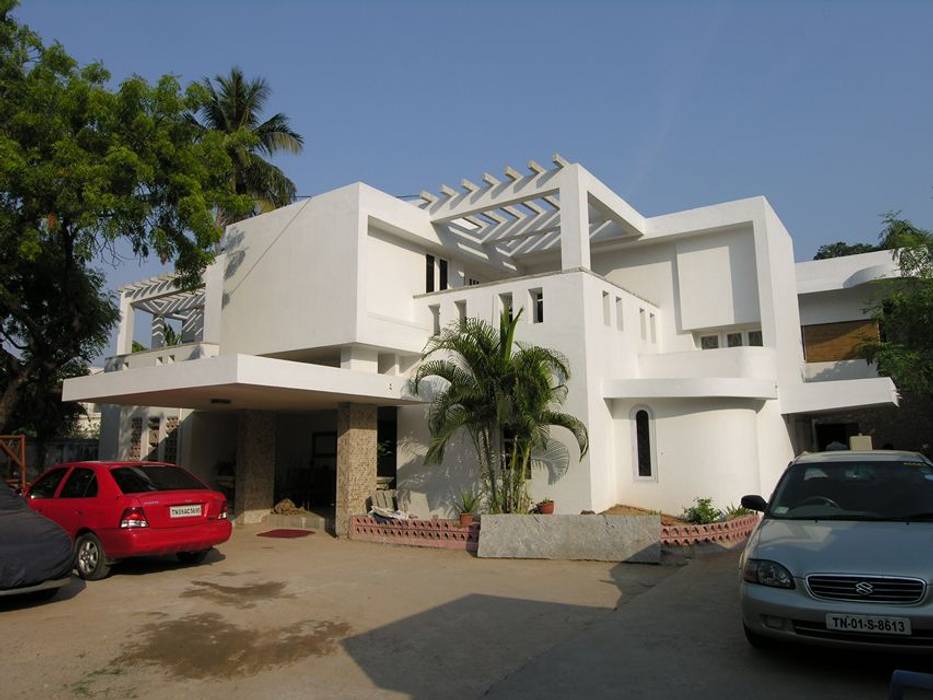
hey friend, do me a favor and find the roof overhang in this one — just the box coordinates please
[603,377,778,401]
[62,354,422,411]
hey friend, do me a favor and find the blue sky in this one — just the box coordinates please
[14,0,933,353]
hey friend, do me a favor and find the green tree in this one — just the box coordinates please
[189,66,304,225]
[0,2,251,431]
[813,241,880,260]
[412,309,588,513]
[862,213,933,395]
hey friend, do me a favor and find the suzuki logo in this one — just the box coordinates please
[855,581,874,596]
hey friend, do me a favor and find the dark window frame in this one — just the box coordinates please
[634,408,654,479]
[59,468,98,499]
[425,254,435,293]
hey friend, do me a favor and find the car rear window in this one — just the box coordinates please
[110,465,206,494]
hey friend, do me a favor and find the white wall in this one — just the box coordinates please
[798,288,874,326]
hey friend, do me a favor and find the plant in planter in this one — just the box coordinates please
[681,497,722,524]
[535,498,555,515]
[724,503,753,520]
[455,489,481,527]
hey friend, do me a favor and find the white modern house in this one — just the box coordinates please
[63,157,899,532]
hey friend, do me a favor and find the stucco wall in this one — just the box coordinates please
[798,287,874,326]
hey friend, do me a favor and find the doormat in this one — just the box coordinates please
[256,529,314,538]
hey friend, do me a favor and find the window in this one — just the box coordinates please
[425,254,435,293]
[530,289,544,323]
[649,313,657,343]
[455,300,467,325]
[602,292,611,326]
[467,277,480,286]
[499,293,513,321]
[727,332,743,348]
[28,468,67,499]
[748,330,763,347]
[700,335,719,350]
[639,309,647,340]
[430,304,440,336]
[111,465,206,494]
[439,259,448,291]
[615,297,623,330]
[59,468,98,498]
[632,407,655,479]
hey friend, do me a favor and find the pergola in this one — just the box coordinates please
[415,154,645,267]
[117,274,207,353]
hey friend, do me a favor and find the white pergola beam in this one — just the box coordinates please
[426,168,562,223]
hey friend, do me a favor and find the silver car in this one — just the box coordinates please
[739,450,933,651]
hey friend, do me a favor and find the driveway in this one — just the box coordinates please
[1,529,928,698]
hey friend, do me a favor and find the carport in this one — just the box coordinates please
[62,353,421,535]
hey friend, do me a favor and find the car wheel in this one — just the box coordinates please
[743,624,774,650]
[177,549,210,565]
[75,533,111,581]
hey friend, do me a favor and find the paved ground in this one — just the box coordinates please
[2,529,930,699]
[1,524,672,699]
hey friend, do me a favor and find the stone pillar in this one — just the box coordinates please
[335,403,377,536]
[235,411,276,524]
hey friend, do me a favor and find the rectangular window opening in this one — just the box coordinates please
[530,289,544,324]
[455,300,467,326]
[727,332,743,348]
[649,313,657,343]
[748,329,764,347]
[499,293,513,322]
[439,259,448,291]
[602,291,611,326]
[615,297,623,331]
[425,254,435,293]
[639,308,647,340]
[429,305,440,336]
[700,334,719,350]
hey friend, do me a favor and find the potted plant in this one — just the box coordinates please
[536,498,555,515]
[455,489,480,527]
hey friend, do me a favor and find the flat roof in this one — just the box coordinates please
[795,250,898,295]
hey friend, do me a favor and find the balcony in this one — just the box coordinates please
[638,346,777,381]
[104,342,221,372]
[803,359,879,382]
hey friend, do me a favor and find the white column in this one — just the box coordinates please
[559,164,591,270]
[116,292,136,355]
[340,345,379,373]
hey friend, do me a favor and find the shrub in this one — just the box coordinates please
[454,489,481,515]
[682,497,723,524]
[724,504,753,519]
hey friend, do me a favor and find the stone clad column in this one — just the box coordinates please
[235,411,276,524]
[335,403,377,536]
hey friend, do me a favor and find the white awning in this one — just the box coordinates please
[63,354,421,411]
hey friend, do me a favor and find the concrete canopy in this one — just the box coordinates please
[62,353,421,411]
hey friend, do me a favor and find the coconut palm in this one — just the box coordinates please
[412,309,588,513]
[190,67,304,225]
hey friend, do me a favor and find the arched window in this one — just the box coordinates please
[631,406,656,479]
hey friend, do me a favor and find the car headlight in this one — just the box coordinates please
[743,559,795,589]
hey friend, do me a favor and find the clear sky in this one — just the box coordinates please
[13,0,933,355]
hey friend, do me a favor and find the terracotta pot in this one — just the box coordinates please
[459,513,475,527]
[537,501,555,515]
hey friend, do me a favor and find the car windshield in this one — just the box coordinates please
[110,465,206,494]
[769,459,933,521]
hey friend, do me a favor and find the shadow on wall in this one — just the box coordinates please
[221,227,248,309]
[803,359,877,382]
[339,560,663,699]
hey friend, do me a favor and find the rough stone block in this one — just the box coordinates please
[477,514,661,563]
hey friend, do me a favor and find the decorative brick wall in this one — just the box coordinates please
[661,514,759,547]
[129,417,142,460]
[235,411,276,524]
[349,516,480,552]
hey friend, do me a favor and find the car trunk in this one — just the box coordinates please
[131,490,225,529]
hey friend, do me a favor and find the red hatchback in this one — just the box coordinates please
[26,461,232,580]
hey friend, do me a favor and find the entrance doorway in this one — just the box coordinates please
[813,421,859,451]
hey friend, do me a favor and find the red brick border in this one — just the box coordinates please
[349,516,480,552]
[661,514,759,547]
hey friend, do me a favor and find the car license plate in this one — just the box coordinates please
[825,613,911,636]
[169,504,202,518]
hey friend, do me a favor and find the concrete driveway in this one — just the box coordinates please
[1,528,929,698]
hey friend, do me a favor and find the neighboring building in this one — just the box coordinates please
[63,157,898,530]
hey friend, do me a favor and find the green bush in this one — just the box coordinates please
[724,504,753,519]
[681,497,723,524]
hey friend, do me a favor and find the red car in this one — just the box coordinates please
[25,461,232,580]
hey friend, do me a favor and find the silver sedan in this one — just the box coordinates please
[739,450,933,652]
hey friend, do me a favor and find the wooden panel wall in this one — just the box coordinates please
[802,320,879,362]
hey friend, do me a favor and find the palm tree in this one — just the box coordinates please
[190,67,304,225]
[412,309,588,513]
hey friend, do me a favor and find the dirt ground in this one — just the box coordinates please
[1,524,675,699]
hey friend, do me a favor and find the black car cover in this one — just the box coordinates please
[0,483,73,590]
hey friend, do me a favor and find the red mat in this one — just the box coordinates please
[256,529,313,538]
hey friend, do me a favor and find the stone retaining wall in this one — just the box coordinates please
[477,514,661,563]
[349,516,479,552]
[660,514,759,547]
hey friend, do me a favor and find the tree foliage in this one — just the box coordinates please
[189,66,304,225]
[0,1,251,433]
[862,213,933,396]
[813,241,881,260]
[412,309,588,514]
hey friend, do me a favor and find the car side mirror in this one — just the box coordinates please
[741,494,768,512]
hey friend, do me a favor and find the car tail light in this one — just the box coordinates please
[218,500,229,520]
[120,506,149,529]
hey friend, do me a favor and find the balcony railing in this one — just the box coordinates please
[104,342,220,372]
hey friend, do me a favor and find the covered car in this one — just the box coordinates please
[0,481,73,598]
